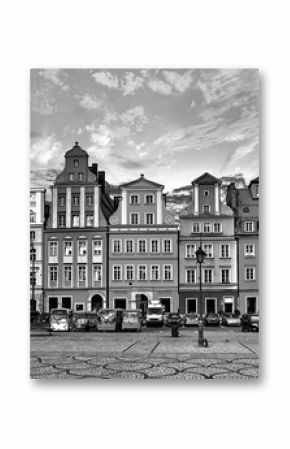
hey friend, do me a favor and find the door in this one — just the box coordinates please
[49,297,58,311]
[247,297,257,314]
[187,298,197,313]
[91,294,103,311]
[160,298,171,312]
[114,298,126,309]
[206,298,216,314]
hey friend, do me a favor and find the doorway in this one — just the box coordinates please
[114,298,126,309]
[206,298,216,314]
[160,298,171,312]
[49,297,58,311]
[136,294,148,315]
[30,299,36,312]
[186,298,197,314]
[62,297,71,309]
[247,297,257,314]
[91,294,103,312]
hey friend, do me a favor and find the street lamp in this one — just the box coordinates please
[196,245,206,346]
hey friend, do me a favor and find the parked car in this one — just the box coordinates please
[204,312,220,326]
[96,309,123,332]
[71,312,98,332]
[30,310,40,322]
[49,308,71,332]
[122,309,142,332]
[184,313,200,326]
[162,312,170,327]
[222,313,241,327]
[241,313,259,332]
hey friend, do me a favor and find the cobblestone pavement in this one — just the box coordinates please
[30,328,259,380]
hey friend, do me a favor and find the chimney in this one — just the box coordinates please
[98,171,105,192]
[90,163,98,176]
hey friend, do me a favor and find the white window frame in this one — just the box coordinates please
[137,239,147,254]
[245,266,256,281]
[192,222,201,233]
[112,265,122,281]
[112,239,122,254]
[78,240,87,256]
[213,222,222,233]
[145,212,154,225]
[162,238,172,254]
[203,243,213,258]
[185,244,196,258]
[130,194,140,204]
[63,265,73,288]
[245,295,258,314]
[203,269,214,284]
[186,298,198,314]
[203,222,212,233]
[78,265,87,287]
[145,194,154,204]
[75,302,85,312]
[203,205,210,214]
[244,243,255,257]
[49,241,58,257]
[48,266,58,288]
[125,239,135,254]
[58,214,66,227]
[137,264,147,281]
[244,221,254,232]
[130,212,140,225]
[92,264,102,283]
[150,264,160,281]
[220,268,231,284]
[92,239,102,256]
[163,264,173,281]
[205,297,217,314]
[72,214,80,227]
[150,239,160,254]
[185,268,196,284]
[125,265,135,281]
[220,244,230,258]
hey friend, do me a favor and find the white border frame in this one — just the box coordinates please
[186,297,198,314]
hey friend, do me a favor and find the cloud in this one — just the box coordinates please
[121,72,145,95]
[79,94,104,110]
[38,69,70,91]
[119,106,148,131]
[92,71,119,89]
[147,79,172,95]
[30,135,64,168]
[163,70,193,93]
[31,87,57,115]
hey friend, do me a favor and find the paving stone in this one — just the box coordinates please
[104,361,153,371]
[68,366,112,377]
[143,366,176,378]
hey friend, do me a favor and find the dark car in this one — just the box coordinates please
[204,312,220,326]
[241,313,259,332]
[30,310,40,322]
[71,312,98,332]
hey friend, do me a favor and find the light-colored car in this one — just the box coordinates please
[185,313,200,326]
[49,308,71,332]
[122,309,142,332]
[222,313,241,327]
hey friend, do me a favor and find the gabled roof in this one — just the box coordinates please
[65,142,88,158]
[191,172,220,185]
[120,174,164,190]
[249,176,259,185]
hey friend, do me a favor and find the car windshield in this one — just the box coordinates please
[148,308,162,314]
[75,313,88,319]
[123,312,139,319]
[99,310,116,317]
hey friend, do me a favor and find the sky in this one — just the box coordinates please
[30,69,259,192]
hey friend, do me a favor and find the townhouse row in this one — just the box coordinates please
[30,142,259,316]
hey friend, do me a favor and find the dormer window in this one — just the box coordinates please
[204,190,209,196]
[78,172,84,181]
[74,159,79,167]
[69,173,74,181]
[203,205,210,214]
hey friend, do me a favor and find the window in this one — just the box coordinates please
[203,205,210,214]
[64,241,72,256]
[192,222,200,233]
[130,213,139,225]
[145,213,154,225]
[72,215,79,227]
[163,239,172,253]
[186,269,196,283]
[138,265,147,280]
[93,240,102,256]
[113,265,122,280]
[138,240,147,254]
[245,267,255,281]
[130,194,139,204]
[87,195,93,205]
[49,266,58,286]
[86,214,93,227]
[126,265,134,281]
[203,244,213,258]
[244,221,254,232]
[49,241,58,257]
[163,265,173,281]
[125,240,134,253]
[245,243,255,256]
[30,248,36,262]
[213,222,222,233]
[220,244,230,258]
[186,244,196,258]
[30,211,36,223]
[151,239,160,253]
[93,265,102,282]
[69,173,74,181]
[30,192,36,202]
[145,194,154,204]
[78,172,84,181]
[64,266,72,286]
[78,240,87,256]
[73,195,79,206]
[187,298,197,313]
[204,269,213,283]
[221,269,230,283]
[78,266,87,286]
[58,214,66,228]
[30,231,35,240]
[75,303,84,312]
[151,265,160,281]
[204,190,209,196]
[113,239,122,254]
[74,159,79,167]
[59,196,66,206]
[203,223,211,233]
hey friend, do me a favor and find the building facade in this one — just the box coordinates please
[108,174,179,313]
[226,177,259,314]
[30,188,46,312]
[178,173,238,315]
[43,142,116,313]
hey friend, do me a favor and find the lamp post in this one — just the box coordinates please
[30,240,36,310]
[196,245,206,346]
